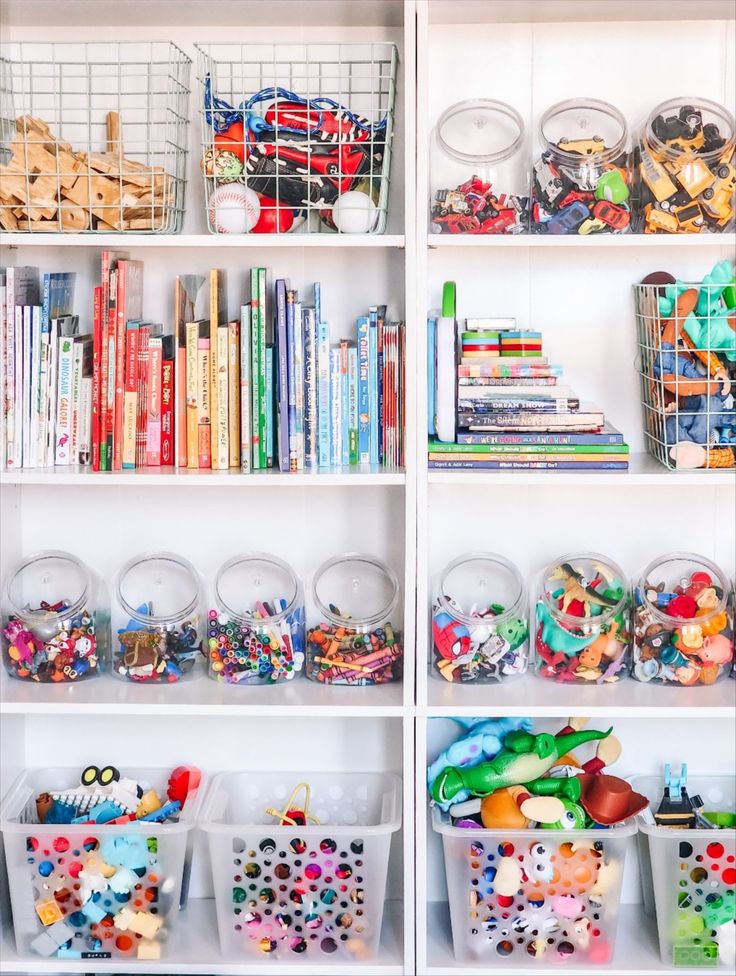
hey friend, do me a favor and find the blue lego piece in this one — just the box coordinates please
[140,799,181,822]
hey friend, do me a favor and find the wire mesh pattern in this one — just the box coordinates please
[634,283,736,471]
[195,43,397,235]
[0,42,191,233]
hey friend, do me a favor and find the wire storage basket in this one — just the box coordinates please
[634,281,736,471]
[195,43,397,235]
[0,42,191,234]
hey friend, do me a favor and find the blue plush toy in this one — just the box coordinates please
[666,392,736,447]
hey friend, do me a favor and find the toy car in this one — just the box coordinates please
[592,199,630,230]
[433,212,481,233]
[479,208,518,233]
[533,157,569,208]
[640,151,678,202]
[433,188,471,216]
[547,200,590,234]
[644,205,679,234]
[557,136,605,156]
[673,157,715,199]
[672,202,705,232]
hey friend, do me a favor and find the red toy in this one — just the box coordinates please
[167,765,202,808]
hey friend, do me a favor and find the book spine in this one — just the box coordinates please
[286,290,297,472]
[29,306,42,467]
[357,316,369,463]
[459,412,604,428]
[251,270,260,470]
[216,324,229,470]
[456,398,579,412]
[91,286,102,470]
[293,300,304,471]
[45,320,58,467]
[209,268,220,469]
[240,305,251,473]
[37,323,51,467]
[348,345,358,465]
[265,345,274,464]
[176,341,187,468]
[368,308,378,465]
[329,347,341,468]
[69,334,84,464]
[122,323,139,469]
[78,375,92,466]
[102,270,116,470]
[303,307,317,468]
[386,323,394,467]
[317,320,330,468]
[377,307,385,464]
[113,262,127,471]
[227,320,240,469]
[428,460,630,470]
[13,304,22,467]
[3,278,13,468]
[456,431,624,446]
[54,333,74,465]
[314,281,321,324]
[21,308,32,467]
[340,339,349,467]
[399,322,406,467]
[135,326,150,468]
[146,336,163,466]
[275,281,289,473]
[160,358,175,465]
[428,451,628,462]
[257,267,267,470]
[197,336,211,468]
[185,322,199,468]
[99,255,110,470]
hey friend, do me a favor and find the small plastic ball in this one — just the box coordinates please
[331,191,378,234]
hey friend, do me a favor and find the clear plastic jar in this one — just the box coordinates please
[1,550,107,683]
[431,553,528,683]
[632,552,733,685]
[534,552,631,683]
[531,98,632,235]
[430,99,529,235]
[112,552,204,683]
[306,552,402,685]
[636,97,735,234]
[207,553,305,685]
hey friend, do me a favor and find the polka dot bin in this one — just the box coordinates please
[200,772,401,961]
[634,775,736,968]
[433,811,636,964]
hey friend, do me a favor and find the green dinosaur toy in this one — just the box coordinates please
[430,727,613,805]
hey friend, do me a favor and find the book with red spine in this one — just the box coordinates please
[113,259,144,470]
[91,285,102,470]
[121,322,139,470]
[146,335,163,466]
[135,325,150,468]
[104,270,117,470]
[161,349,175,466]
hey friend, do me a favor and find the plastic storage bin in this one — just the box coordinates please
[534,552,631,683]
[306,553,402,685]
[0,42,191,233]
[636,97,735,234]
[195,43,397,235]
[207,553,305,685]
[0,765,204,960]
[112,552,204,683]
[1,550,108,683]
[430,99,529,235]
[433,808,635,965]
[531,98,631,235]
[632,552,733,685]
[632,774,736,968]
[431,553,528,683]
[200,771,401,961]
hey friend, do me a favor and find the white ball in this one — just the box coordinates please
[208,184,260,234]
[331,190,378,234]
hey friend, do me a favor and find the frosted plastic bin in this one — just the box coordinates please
[0,766,204,961]
[432,807,635,965]
[200,771,401,962]
[632,774,736,968]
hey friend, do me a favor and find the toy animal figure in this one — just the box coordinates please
[430,726,613,805]
[549,563,620,616]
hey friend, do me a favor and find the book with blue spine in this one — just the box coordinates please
[39,272,76,466]
[377,305,386,462]
[265,344,274,463]
[357,316,370,463]
[368,307,379,465]
[456,425,625,446]
[293,298,304,470]
[275,279,289,472]
[340,340,349,467]
[329,346,341,468]
[314,282,321,325]
[286,289,297,472]
[303,306,317,468]
[348,345,358,465]
[317,320,330,467]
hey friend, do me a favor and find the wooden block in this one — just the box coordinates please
[126,217,164,230]
[106,111,122,155]
[59,205,89,230]
[16,115,73,153]
[0,207,19,231]
[16,219,60,232]
[122,205,163,221]
[0,169,28,203]
[92,218,119,232]
[63,174,137,212]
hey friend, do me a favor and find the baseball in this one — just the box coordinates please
[331,190,378,234]
[208,184,261,234]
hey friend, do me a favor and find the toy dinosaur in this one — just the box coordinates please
[430,726,613,805]
[549,563,620,616]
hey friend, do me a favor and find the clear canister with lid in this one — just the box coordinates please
[306,552,402,685]
[531,98,632,235]
[632,552,733,685]
[112,551,204,683]
[636,97,735,234]
[430,99,529,235]
[1,550,107,683]
[534,552,631,683]
[207,553,305,685]
[431,553,528,683]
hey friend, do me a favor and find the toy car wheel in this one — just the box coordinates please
[716,165,730,179]
[439,208,448,217]
[659,199,671,211]
[702,187,715,200]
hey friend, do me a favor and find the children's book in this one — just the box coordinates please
[146,335,163,467]
[209,268,227,468]
[316,319,330,468]
[275,280,289,472]
[228,320,240,469]
[122,322,140,469]
[240,304,252,472]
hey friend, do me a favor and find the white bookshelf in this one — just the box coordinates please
[0,1,735,975]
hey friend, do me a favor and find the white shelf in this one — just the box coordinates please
[427,453,736,486]
[425,673,736,718]
[0,673,406,717]
[426,0,736,25]
[424,901,718,976]
[1,233,407,249]
[429,233,736,249]
[0,897,404,975]
[0,465,405,487]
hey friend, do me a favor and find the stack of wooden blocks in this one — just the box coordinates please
[0,112,173,232]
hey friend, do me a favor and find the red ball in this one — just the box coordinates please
[251,195,295,234]
[214,120,246,162]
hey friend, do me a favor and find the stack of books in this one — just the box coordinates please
[428,316,629,471]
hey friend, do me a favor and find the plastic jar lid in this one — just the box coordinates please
[436,98,525,165]
[636,551,730,627]
[540,97,628,165]
[540,551,628,629]
[312,552,399,630]
[214,553,301,625]
[643,96,735,163]
[116,551,201,626]
[437,553,525,626]
[4,550,92,632]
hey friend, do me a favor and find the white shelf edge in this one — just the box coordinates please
[0,232,407,249]
[0,466,406,487]
[421,704,736,719]
[428,232,736,249]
